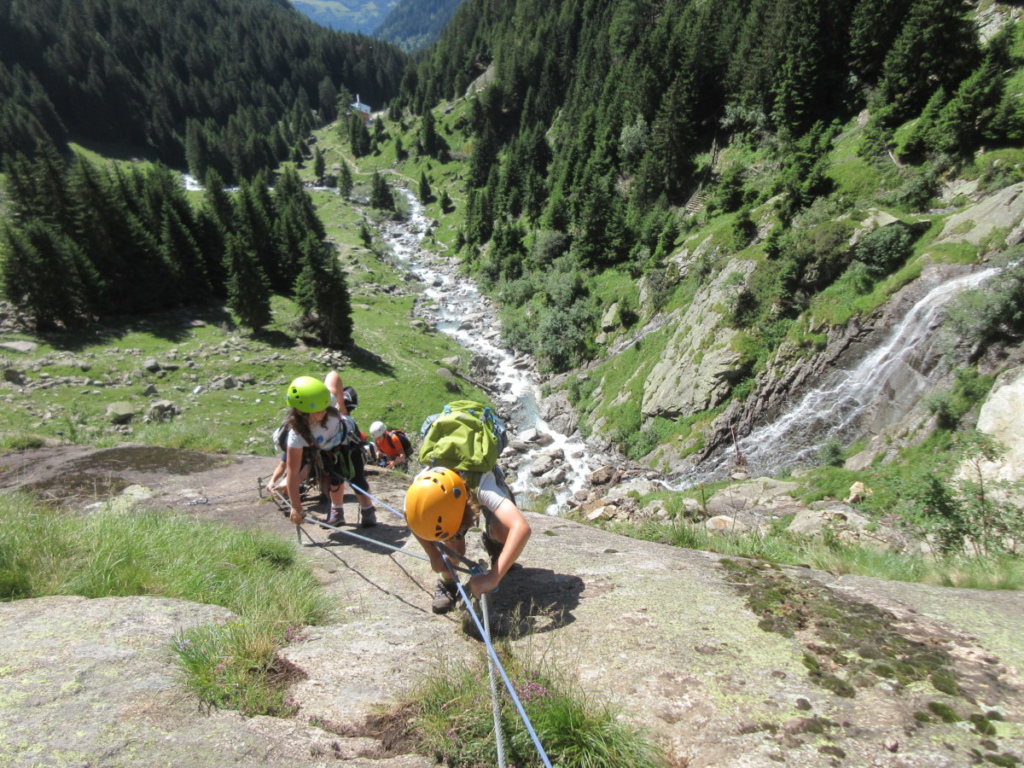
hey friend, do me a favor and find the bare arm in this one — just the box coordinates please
[285,446,306,525]
[324,370,347,415]
[470,498,531,598]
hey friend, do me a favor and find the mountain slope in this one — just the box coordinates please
[0,0,407,176]
[3,447,1024,767]
[390,0,1024,471]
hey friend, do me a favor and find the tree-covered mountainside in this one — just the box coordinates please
[289,0,399,35]
[1,145,353,342]
[374,0,467,52]
[0,0,406,181]
[395,0,1024,377]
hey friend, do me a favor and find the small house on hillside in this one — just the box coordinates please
[350,95,372,124]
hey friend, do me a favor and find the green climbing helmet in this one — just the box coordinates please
[286,376,330,413]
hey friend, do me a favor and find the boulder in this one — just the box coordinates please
[145,400,180,423]
[588,466,617,485]
[972,365,1024,481]
[600,302,621,332]
[0,341,37,353]
[106,402,135,425]
[705,515,748,532]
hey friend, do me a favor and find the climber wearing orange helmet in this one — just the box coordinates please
[405,466,531,614]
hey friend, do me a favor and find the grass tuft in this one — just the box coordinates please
[391,642,669,767]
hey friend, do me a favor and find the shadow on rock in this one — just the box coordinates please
[462,566,584,641]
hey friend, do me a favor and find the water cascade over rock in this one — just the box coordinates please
[688,264,1002,483]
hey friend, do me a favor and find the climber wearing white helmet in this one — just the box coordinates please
[369,420,411,470]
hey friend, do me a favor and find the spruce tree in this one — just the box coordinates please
[878,0,979,120]
[338,161,353,199]
[1,220,96,329]
[370,172,395,211]
[225,233,272,331]
[419,109,438,156]
[418,171,432,203]
[292,235,352,349]
[313,146,326,182]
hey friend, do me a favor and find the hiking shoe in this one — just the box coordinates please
[481,531,504,565]
[360,507,377,528]
[432,579,460,614]
[327,506,344,526]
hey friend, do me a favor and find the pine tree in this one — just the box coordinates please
[292,235,352,349]
[158,199,211,304]
[185,119,211,182]
[350,117,372,157]
[1,219,96,329]
[468,121,500,190]
[338,161,353,199]
[225,233,272,331]
[878,0,979,120]
[313,146,326,182]
[418,171,432,203]
[420,109,438,156]
[370,172,395,211]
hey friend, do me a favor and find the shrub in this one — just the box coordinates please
[944,256,1024,355]
[816,439,846,467]
[888,433,1024,557]
[854,224,917,279]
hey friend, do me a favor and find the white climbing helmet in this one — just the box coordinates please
[369,420,387,440]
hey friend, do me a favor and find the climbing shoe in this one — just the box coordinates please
[327,505,344,526]
[432,578,460,614]
[360,506,377,528]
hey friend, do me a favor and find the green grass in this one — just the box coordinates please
[0,491,333,714]
[590,498,1024,590]
[392,641,669,768]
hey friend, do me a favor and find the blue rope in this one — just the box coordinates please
[441,553,553,768]
[335,481,552,765]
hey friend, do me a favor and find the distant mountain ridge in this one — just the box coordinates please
[288,0,464,47]
[288,0,399,34]
[375,0,466,52]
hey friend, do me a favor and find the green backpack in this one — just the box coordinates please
[418,400,507,474]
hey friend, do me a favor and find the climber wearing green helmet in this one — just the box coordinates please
[281,371,377,528]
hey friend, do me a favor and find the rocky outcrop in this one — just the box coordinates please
[972,364,1024,482]
[938,181,1024,247]
[642,261,757,418]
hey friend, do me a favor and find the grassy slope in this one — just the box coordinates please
[0,119,483,456]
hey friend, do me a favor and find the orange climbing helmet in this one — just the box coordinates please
[405,468,467,541]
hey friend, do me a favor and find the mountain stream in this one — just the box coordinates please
[380,190,596,509]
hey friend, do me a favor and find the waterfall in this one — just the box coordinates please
[379,190,596,509]
[691,265,1001,481]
